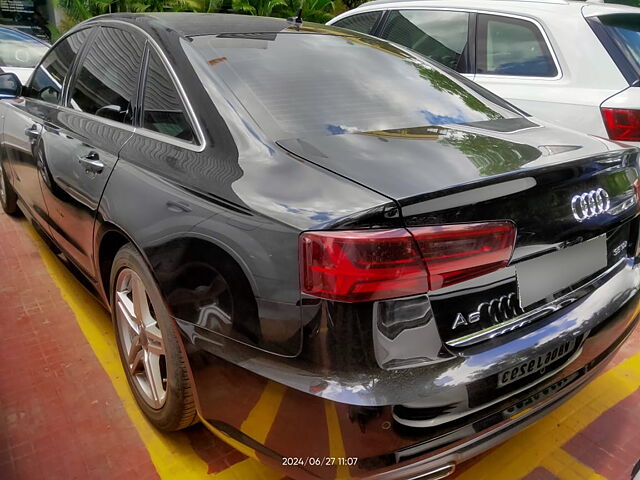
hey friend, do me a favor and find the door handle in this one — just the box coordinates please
[24,125,41,140]
[78,151,104,174]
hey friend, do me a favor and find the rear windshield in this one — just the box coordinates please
[600,14,640,73]
[186,30,521,139]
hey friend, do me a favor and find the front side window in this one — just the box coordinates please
[332,12,381,35]
[379,10,470,72]
[27,29,91,105]
[0,28,48,68]
[477,14,558,77]
[68,27,144,124]
[141,49,196,143]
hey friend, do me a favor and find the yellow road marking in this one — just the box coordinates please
[26,225,282,480]
[541,448,607,480]
[241,382,287,444]
[457,352,640,480]
[324,400,352,479]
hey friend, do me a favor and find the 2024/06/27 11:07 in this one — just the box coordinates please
[282,457,359,467]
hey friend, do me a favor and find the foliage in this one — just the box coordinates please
[46,23,63,42]
[341,0,364,9]
[232,0,287,16]
[54,0,339,34]
[184,0,224,12]
[271,0,334,22]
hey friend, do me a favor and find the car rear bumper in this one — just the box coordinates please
[179,258,640,479]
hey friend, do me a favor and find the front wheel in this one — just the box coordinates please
[111,243,197,431]
[0,160,19,215]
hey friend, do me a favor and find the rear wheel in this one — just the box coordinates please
[111,243,197,431]
[0,160,19,215]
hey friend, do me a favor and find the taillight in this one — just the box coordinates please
[409,222,516,290]
[299,229,428,302]
[299,222,516,302]
[601,108,640,142]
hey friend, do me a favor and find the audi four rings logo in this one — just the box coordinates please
[570,188,610,222]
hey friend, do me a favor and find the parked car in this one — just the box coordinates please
[1,24,51,42]
[0,25,48,84]
[0,13,639,480]
[329,0,640,145]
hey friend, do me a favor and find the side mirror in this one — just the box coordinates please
[0,72,22,98]
[38,86,59,103]
[95,104,124,121]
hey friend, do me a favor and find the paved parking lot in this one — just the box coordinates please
[1,209,640,480]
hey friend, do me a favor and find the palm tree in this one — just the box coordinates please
[232,0,287,16]
[301,0,333,22]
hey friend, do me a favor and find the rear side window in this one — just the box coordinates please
[332,11,381,35]
[141,49,196,143]
[477,14,558,77]
[68,27,144,124]
[600,14,640,73]
[379,10,470,72]
[28,29,90,105]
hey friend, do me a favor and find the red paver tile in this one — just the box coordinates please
[563,389,640,479]
[0,212,160,480]
[521,467,561,480]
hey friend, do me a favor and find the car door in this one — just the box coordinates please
[2,28,90,232]
[473,14,562,118]
[38,25,144,278]
[376,9,474,75]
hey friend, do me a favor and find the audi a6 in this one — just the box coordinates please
[0,13,639,480]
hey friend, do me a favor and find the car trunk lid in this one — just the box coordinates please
[279,119,640,345]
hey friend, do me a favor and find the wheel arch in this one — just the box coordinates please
[96,223,138,307]
[95,222,262,320]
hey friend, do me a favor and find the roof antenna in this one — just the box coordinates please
[288,8,303,24]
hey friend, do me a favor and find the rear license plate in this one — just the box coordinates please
[516,235,607,308]
[498,338,576,387]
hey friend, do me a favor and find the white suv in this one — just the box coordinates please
[328,0,640,145]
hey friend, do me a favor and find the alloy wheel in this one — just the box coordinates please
[115,268,168,409]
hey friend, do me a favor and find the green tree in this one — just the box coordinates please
[183,0,223,12]
[301,0,334,22]
[232,0,287,16]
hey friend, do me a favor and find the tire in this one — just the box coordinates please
[0,159,19,216]
[110,243,197,431]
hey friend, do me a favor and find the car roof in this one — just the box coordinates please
[343,0,639,17]
[88,13,294,38]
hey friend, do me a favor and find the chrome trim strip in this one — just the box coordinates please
[403,464,455,480]
[446,258,626,348]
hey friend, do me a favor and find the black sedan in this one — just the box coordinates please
[0,13,638,480]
